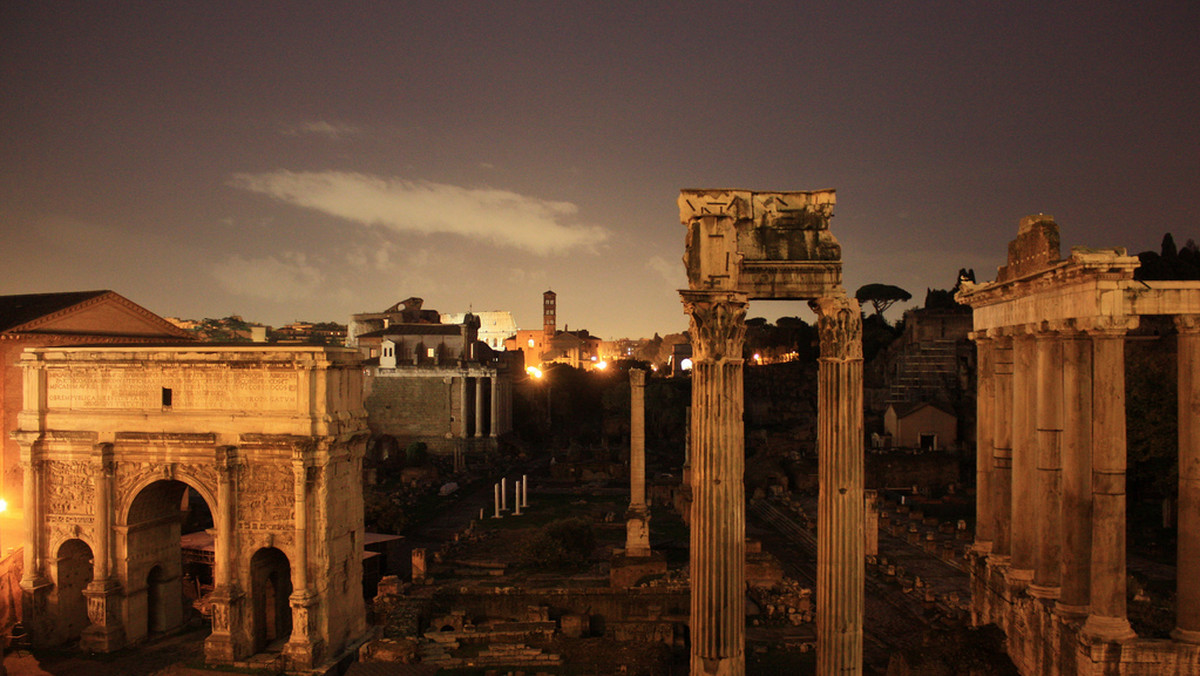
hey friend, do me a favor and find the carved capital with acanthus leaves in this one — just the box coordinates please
[681,290,748,362]
[811,296,863,361]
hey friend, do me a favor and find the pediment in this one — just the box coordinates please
[9,292,189,338]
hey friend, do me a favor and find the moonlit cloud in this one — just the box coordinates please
[212,252,326,302]
[229,171,609,255]
[646,254,685,290]
[281,120,364,139]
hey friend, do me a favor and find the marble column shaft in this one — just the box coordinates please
[683,291,747,676]
[1057,331,1093,617]
[991,337,1014,560]
[1032,331,1063,596]
[475,377,486,438]
[92,447,113,580]
[974,336,996,550]
[1174,316,1200,643]
[293,455,308,592]
[215,447,236,588]
[1082,330,1135,641]
[813,297,865,676]
[460,377,470,438]
[1009,333,1037,580]
[630,368,647,510]
[20,456,41,586]
[490,376,500,437]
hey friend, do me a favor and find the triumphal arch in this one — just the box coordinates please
[958,215,1200,675]
[679,189,864,675]
[13,344,369,670]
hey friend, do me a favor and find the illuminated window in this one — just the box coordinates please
[427,347,435,358]
[528,338,535,348]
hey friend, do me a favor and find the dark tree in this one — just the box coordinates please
[854,283,912,317]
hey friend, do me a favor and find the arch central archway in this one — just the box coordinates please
[119,478,215,644]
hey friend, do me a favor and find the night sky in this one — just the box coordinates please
[2,2,1197,339]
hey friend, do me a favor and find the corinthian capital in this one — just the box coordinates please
[811,296,863,360]
[681,291,748,362]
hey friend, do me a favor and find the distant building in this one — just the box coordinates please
[439,311,517,351]
[348,297,514,457]
[884,401,958,450]
[0,290,191,510]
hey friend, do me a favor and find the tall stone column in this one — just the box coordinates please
[1081,328,1136,642]
[812,296,865,676]
[1030,329,1063,598]
[1009,331,1036,582]
[18,456,41,587]
[206,446,243,664]
[626,368,650,556]
[286,449,319,668]
[682,290,747,676]
[973,333,996,551]
[81,444,124,651]
[1056,330,1093,618]
[460,376,470,438]
[991,336,1014,561]
[1173,315,1200,643]
[490,375,500,437]
[475,377,486,438]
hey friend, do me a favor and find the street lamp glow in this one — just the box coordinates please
[525,366,543,379]
[680,358,693,371]
[595,361,608,370]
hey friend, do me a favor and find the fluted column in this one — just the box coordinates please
[292,452,308,593]
[285,447,318,667]
[626,368,650,556]
[19,456,41,587]
[489,375,500,437]
[460,376,470,438]
[812,296,865,676]
[475,377,486,438]
[1173,315,1200,643]
[991,336,1014,562]
[682,290,747,676]
[205,445,242,664]
[1081,327,1136,642]
[81,444,124,651]
[973,333,996,551]
[1056,329,1093,618]
[1009,331,1036,581]
[1031,328,1063,597]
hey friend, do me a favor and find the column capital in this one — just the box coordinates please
[810,296,863,360]
[1175,314,1200,333]
[680,290,748,361]
[1079,316,1139,336]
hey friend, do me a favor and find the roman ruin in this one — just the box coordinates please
[626,367,651,557]
[958,215,1200,675]
[12,344,369,671]
[679,189,864,675]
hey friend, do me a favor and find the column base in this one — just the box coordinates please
[1054,602,1090,619]
[19,576,53,648]
[970,540,994,554]
[1170,627,1200,644]
[1028,583,1061,600]
[286,590,324,670]
[80,579,126,653]
[691,653,744,676]
[1006,567,1034,584]
[1081,615,1136,643]
[987,553,1011,566]
[205,585,247,664]
[625,509,651,558]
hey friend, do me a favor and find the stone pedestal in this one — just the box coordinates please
[683,290,747,676]
[284,590,324,670]
[812,297,864,676]
[80,579,126,652]
[205,585,247,663]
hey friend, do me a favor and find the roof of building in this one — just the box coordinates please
[357,325,463,339]
[0,290,109,332]
[888,401,956,419]
[0,290,191,338]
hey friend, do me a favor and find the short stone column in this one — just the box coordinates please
[1173,315,1200,643]
[489,375,500,437]
[81,444,124,651]
[1081,328,1136,642]
[1009,331,1036,582]
[475,377,486,438]
[812,296,865,676]
[682,289,748,676]
[626,368,651,557]
[1056,330,1093,618]
[1030,329,1063,598]
[991,336,1014,562]
[973,333,996,551]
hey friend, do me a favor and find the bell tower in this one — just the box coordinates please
[542,290,556,339]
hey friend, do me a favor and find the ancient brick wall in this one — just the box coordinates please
[365,376,454,439]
